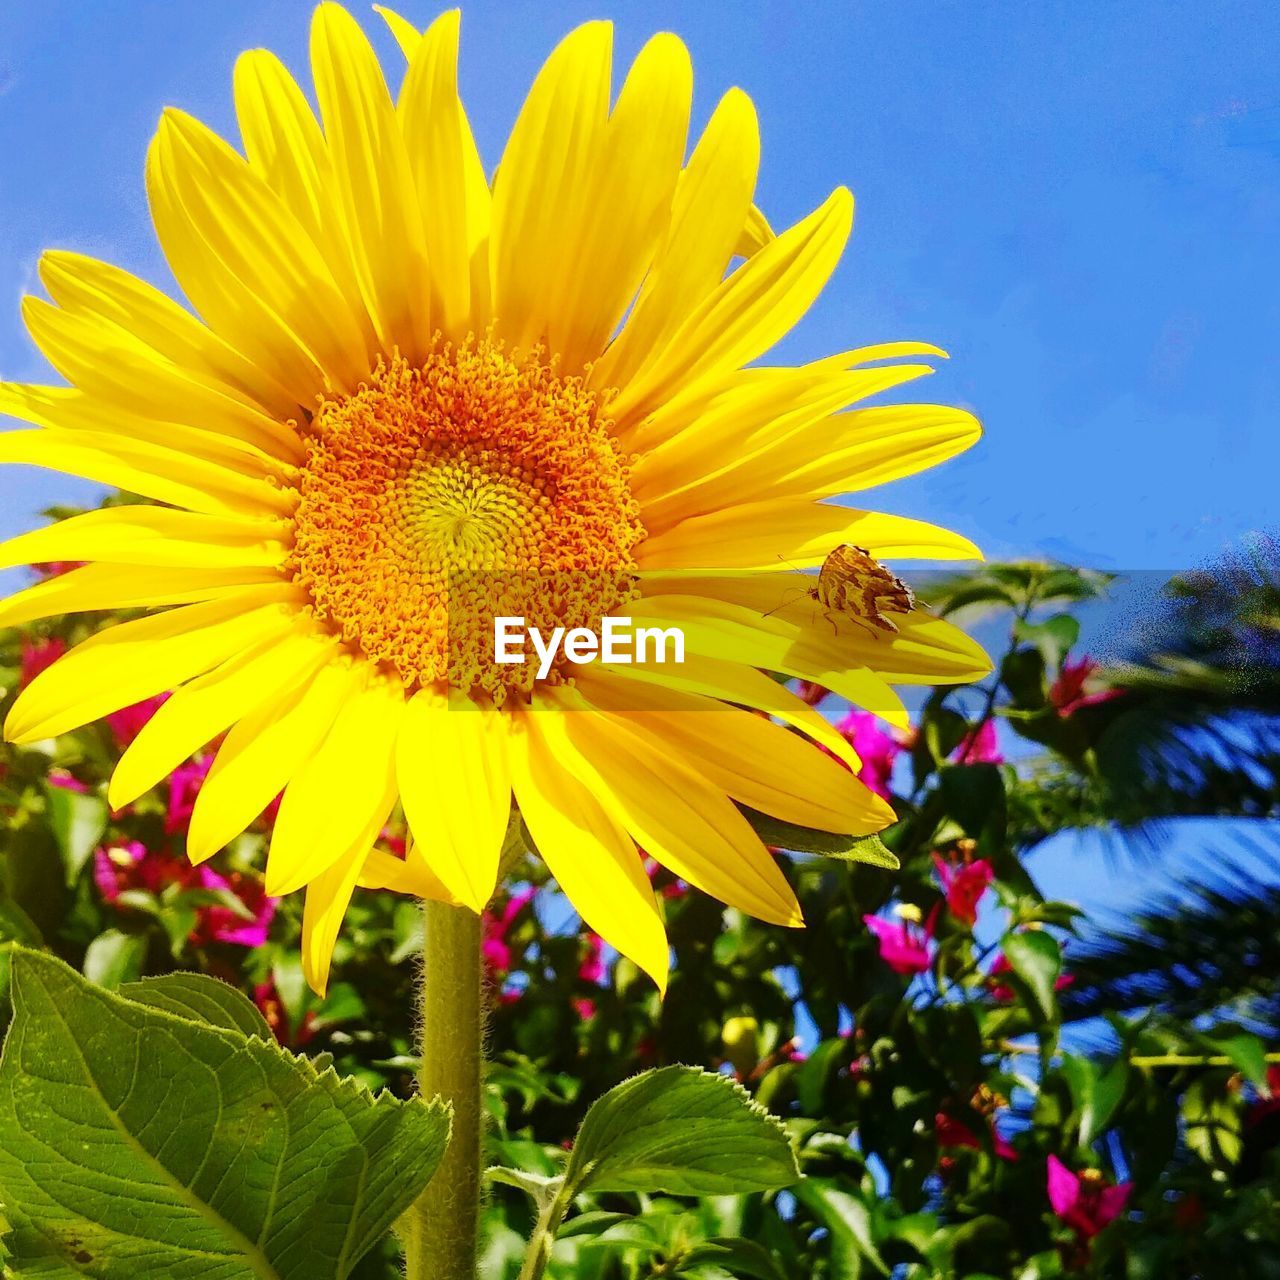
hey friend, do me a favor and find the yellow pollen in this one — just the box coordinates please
[285,339,644,702]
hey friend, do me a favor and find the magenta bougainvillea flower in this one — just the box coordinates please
[935,1112,1018,1162]
[952,719,1004,765]
[483,888,535,978]
[933,853,995,926]
[1047,1155,1131,1238]
[105,695,168,750]
[835,709,903,800]
[19,637,65,688]
[163,756,214,834]
[863,907,937,975]
[94,839,276,946]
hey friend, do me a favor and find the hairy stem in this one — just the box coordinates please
[516,1186,571,1280]
[400,899,485,1280]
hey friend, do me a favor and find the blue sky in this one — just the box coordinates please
[2,0,1278,569]
[1,3,1276,921]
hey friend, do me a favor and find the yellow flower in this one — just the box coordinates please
[0,5,988,994]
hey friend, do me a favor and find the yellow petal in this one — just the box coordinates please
[628,590,909,725]
[359,842,456,900]
[374,5,422,57]
[633,583,991,686]
[632,364,936,523]
[310,2,434,361]
[301,788,397,995]
[708,403,984,511]
[490,21,612,354]
[4,587,301,745]
[0,562,284,628]
[736,203,774,256]
[593,88,759,392]
[585,644,859,769]
[637,502,983,571]
[109,626,337,809]
[0,382,295,483]
[0,428,294,517]
[549,32,692,371]
[399,10,473,337]
[37,251,298,423]
[0,507,288,572]
[147,108,366,401]
[547,686,803,928]
[21,295,304,464]
[266,669,403,896]
[508,698,669,992]
[576,669,894,835]
[234,49,380,363]
[607,188,853,427]
[188,656,358,862]
[397,689,510,912]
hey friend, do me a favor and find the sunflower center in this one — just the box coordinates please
[286,339,644,702]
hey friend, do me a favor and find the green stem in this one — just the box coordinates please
[517,1186,572,1280]
[401,899,485,1280]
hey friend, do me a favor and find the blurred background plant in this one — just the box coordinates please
[1,521,1277,1280]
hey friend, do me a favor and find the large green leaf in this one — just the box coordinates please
[564,1066,799,1198]
[0,948,450,1279]
[118,971,274,1041]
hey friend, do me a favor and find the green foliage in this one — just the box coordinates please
[564,1067,799,1198]
[2,557,1279,1278]
[0,949,451,1279]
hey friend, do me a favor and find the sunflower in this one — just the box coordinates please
[0,5,988,994]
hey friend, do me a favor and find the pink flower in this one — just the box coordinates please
[190,869,277,947]
[863,906,937,975]
[645,857,688,899]
[1050,657,1122,718]
[94,840,276,947]
[953,719,1004,765]
[834,710,903,800]
[935,1112,1018,1162]
[19,637,65,687]
[933,854,995,926]
[164,757,212,834]
[987,951,1075,1002]
[483,888,535,977]
[47,769,89,794]
[573,997,598,1021]
[106,695,167,749]
[94,841,150,902]
[34,560,84,579]
[1047,1155,1131,1239]
[579,933,607,985]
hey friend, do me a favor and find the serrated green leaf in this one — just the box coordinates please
[118,972,274,1041]
[564,1066,799,1198]
[0,948,451,1279]
[742,812,899,870]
